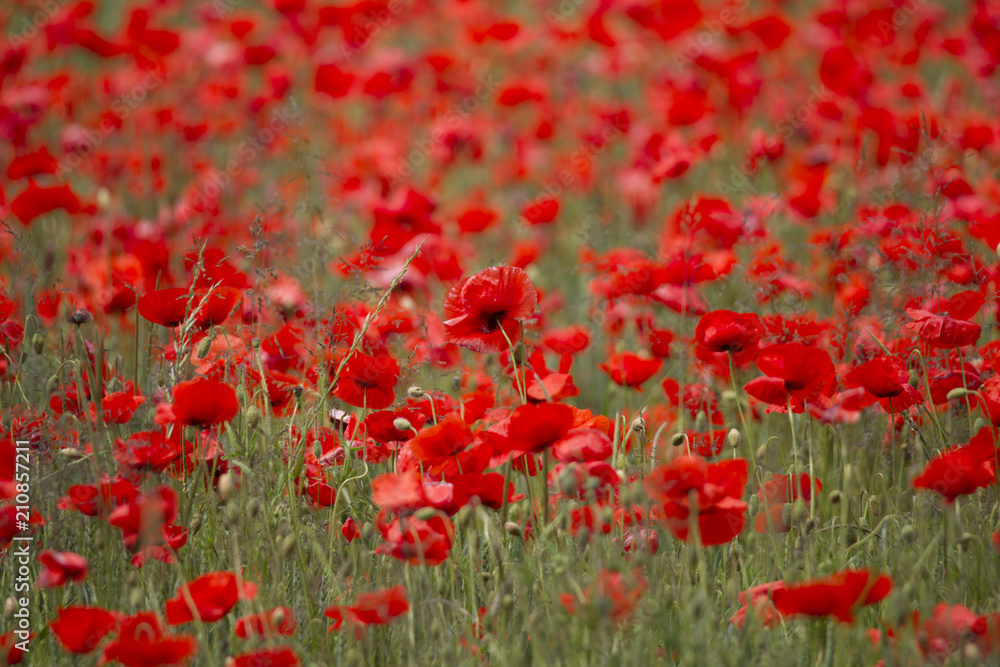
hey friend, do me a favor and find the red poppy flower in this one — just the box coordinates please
[330,351,399,410]
[108,485,184,553]
[443,266,538,353]
[755,473,822,534]
[156,379,239,427]
[552,428,613,463]
[325,585,410,635]
[645,456,748,546]
[57,477,140,518]
[341,517,359,542]
[406,414,473,463]
[560,569,647,626]
[374,513,454,565]
[230,647,300,667]
[50,606,118,654]
[770,568,892,623]
[695,310,764,365]
[164,571,258,625]
[492,402,576,454]
[905,308,981,349]
[913,427,997,503]
[600,352,662,388]
[234,607,297,639]
[10,180,84,225]
[348,408,426,443]
[101,612,197,666]
[91,388,145,425]
[744,343,835,411]
[372,469,429,515]
[37,550,88,588]
[138,287,242,329]
[0,631,26,664]
[843,355,924,412]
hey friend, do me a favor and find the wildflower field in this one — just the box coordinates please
[2,0,1000,664]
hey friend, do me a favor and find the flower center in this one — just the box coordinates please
[483,310,506,333]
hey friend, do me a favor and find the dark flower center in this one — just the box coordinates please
[482,310,507,333]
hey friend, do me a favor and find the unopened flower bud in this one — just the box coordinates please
[219,472,238,501]
[946,387,973,400]
[907,370,920,388]
[393,417,413,432]
[671,433,687,448]
[630,417,646,437]
[196,336,213,359]
[511,342,526,366]
[414,506,437,521]
[32,334,44,355]
[504,521,523,538]
[240,402,257,425]
[829,490,842,505]
[727,428,741,448]
[68,309,92,325]
[279,534,296,559]
[407,385,425,399]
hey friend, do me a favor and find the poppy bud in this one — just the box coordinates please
[408,385,425,398]
[727,428,741,448]
[196,335,213,359]
[46,374,59,395]
[32,333,43,355]
[973,417,987,433]
[58,447,84,459]
[720,389,737,405]
[280,534,296,559]
[246,406,261,430]
[907,370,920,388]
[414,506,438,521]
[129,587,145,608]
[271,607,286,627]
[501,595,515,611]
[225,501,240,526]
[190,514,202,535]
[958,532,974,549]
[97,187,111,210]
[946,387,973,400]
[504,521,523,538]
[965,644,982,662]
[248,499,263,519]
[393,417,413,432]
[452,374,462,390]
[755,443,768,460]
[671,433,687,448]
[781,503,794,527]
[362,522,375,540]
[694,410,707,432]
[829,490,842,505]
[3,598,13,620]
[630,416,646,437]
[219,472,238,501]
[511,342,526,366]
